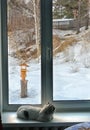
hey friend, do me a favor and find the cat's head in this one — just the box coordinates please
[40,102,55,115]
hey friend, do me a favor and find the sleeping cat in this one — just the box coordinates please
[17,103,55,122]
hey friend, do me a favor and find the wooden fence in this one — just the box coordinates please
[53,18,90,30]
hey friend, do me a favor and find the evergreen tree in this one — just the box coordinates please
[53,0,89,33]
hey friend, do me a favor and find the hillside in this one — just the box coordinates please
[7,0,90,103]
[9,27,90,103]
[53,27,90,68]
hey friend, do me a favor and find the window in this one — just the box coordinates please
[1,0,90,112]
[7,0,41,105]
[52,0,90,101]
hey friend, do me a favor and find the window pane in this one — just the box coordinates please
[53,0,90,100]
[7,0,41,104]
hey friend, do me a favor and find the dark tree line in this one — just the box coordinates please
[53,0,90,33]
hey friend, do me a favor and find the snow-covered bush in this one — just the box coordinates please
[62,45,74,63]
[70,64,79,73]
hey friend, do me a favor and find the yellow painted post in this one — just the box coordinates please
[20,63,29,98]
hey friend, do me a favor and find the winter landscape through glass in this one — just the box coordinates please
[53,0,90,100]
[7,0,41,104]
[7,0,90,104]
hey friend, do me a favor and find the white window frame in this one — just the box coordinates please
[1,0,90,112]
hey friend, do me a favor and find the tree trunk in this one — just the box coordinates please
[85,0,90,30]
[85,14,89,30]
[76,17,80,34]
[33,0,40,62]
[76,0,81,34]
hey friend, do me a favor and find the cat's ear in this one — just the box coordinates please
[47,102,53,107]
[48,102,51,105]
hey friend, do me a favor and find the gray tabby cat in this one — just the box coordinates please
[17,103,55,122]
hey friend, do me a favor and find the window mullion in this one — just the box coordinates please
[1,0,9,111]
[41,0,52,104]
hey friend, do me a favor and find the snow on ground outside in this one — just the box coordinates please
[53,27,90,100]
[53,59,90,100]
[9,57,41,104]
[9,27,90,104]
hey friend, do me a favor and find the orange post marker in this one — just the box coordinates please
[20,63,29,81]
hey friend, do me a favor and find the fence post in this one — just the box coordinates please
[20,63,29,98]
[21,80,28,98]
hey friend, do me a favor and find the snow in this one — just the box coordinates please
[53,60,90,100]
[9,56,41,104]
[53,29,76,38]
[9,27,90,104]
[53,18,74,22]
[24,0,30,4]
[53,27,90,100]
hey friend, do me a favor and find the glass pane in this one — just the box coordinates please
[53,0,90,100]
[7,0,41,104]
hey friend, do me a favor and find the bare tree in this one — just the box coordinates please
[85,0,90,30]
[76,0,81,34]
[8,0,40,63]
[32,0,40,62]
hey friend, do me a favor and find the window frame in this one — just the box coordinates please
[1,0,90,112]
[0,0,53,111]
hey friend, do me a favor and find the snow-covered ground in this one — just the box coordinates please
[53,27,90,100]
[9,27,90,104]
[53,58,90,100]
[9,57,41,104]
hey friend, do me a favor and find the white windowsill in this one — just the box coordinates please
[2,112,90,127]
